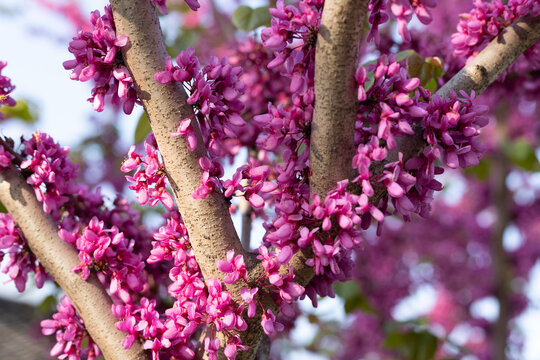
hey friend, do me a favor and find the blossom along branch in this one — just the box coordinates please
[0,169,147,360]
[437,13,540,98]
[287,9,540,300]
[366,12,540,203]
[108,0,250,284]
[1,1,540,360]
[108,0,269,358]
[283,0,370,295]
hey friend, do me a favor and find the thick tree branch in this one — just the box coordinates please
[293,13,540,285]
[287,0,369,288]
[109,0,248,284]
[0,169,147,360]
[373,13,540,202]
[438,14,540,98]
[109,1,269,358]
[309,0,369,198]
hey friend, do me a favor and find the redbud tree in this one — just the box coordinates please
[0,0,539,359]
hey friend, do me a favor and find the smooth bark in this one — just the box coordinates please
[109,0,249,285]
[0,169,147,360]
[438,14,540,98]
[310,0,369,198]
[109,1,266,358]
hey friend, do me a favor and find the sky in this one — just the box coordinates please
[0,1,539,359]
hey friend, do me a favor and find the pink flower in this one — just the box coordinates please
[217,250,247,284]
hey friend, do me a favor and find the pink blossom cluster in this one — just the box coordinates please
[0,138,15,168]
[109,211,307,359]
[220,164,277,208]
[452,0,540,62]
[255,246,305,320]
[154,47,282,204]
[121,133,175,210]
[217,247,306,335]
[334,177,540,359]
[0,61,16,119]
[155,47,247,160]
[262,0,322,96]
[367,0,438,43]
[354,54,488,221]
[19,131,79,214]
[151,0,200,15]
[422,91,489,169]
[227,39,291,151]
[58,216,147,304]
[3,132,149,241]
[0,131,158,356]
[0,132,152,300]
[112,213,250,359]
[0,213,48,292]
[63,6,139,114]
[41,296,101,360]
[229,39,291,121]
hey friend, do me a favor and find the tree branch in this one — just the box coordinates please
[372,13,540,202]
[309,0,369,198]
[285,0,370,288]
[437,14,540,98]
[0,169,147,360]
[109,0,249,284]
[239,197,253,250]
[292,13,540,286]
[491,148,513,360]
[109,1,270,358]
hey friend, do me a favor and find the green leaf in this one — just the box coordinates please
[0,201,6,213]
[0,99,38,123]
[384,329,439,360]
[396,49,416,62]
[465,157,491,180]
[424,78,438,93]
[406,52,425,79]
[134,112,152,144]
[333,280,376,314]
[364,71,375,92]
[232,6,271,32]
[37,295,57,314]
[413,331,439,360]
[503,138,540,171]
[426,57,444,79]
[406,54,444,88]
[384,331,407,348]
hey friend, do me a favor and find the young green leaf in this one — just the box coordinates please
[232,6,271,32]
[134,112,152,144]
[0,99,38,123]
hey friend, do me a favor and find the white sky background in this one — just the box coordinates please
[0,1,539,359]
